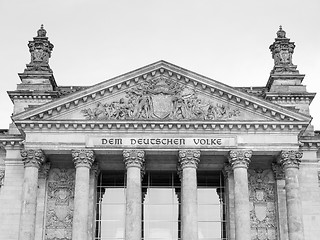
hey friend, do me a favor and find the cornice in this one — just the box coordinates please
[265,92,316,105]
[299,139,320,150]
[8,91,59,102]
[12,61,311,123]
[13,120,309,132]
[0,135,24,148]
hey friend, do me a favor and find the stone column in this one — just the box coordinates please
[278,150,304,240]
[228,150,252,240]
[71,149,95,240]
[178,150,201,240]
[18,149,46,240]
[123,150,145,240]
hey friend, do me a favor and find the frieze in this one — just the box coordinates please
[248,169,277,240]
[45,168,75,240]
[81,76,240,121]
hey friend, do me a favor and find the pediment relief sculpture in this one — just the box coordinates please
[81,77,241,121]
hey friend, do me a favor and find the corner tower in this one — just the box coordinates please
[8,25,59,117]
[265,26,316,117]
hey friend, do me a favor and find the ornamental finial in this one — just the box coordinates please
[269,26,298,73]
[276,25,286,38]
[37,24,47,38]
[23,25,54,73]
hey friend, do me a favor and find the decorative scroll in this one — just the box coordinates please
[45,168,75,240]
[72,149,95,168]
[248,169,277,240]
[228,150,252,169]
[123,150,145,169]
[278,150,303,169]
[178,150,201,169]
[20,149,46,168]
[81,76,240,121]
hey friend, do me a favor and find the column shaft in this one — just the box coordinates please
[278,150,304,240]
[126,167,142,240]
[19,149,45,240]
[123,150,145,240]
[228,150,252,240]
[19,167,40,240]
[72,149,95,240]
[182,167,198,240]
[233,167,251,240]
[179,150,200,240]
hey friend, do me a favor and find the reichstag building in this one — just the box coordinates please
[0,25,319,240]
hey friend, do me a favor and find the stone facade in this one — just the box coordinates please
[0,25,319,240]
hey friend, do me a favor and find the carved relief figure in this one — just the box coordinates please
[248,169,277,240]
[81,76,241,121]
[45,168,75,240]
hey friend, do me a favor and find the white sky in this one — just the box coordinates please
[0,0,319,130]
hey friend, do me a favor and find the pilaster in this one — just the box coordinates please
[222,164,235,240]
[35,162,50,240]
[272,163,288,240]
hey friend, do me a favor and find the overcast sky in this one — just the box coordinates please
[0,0,319,130]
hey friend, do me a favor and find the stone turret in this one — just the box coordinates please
[265,26,316,117]
[7,25,60,133]
[17,24,57,91]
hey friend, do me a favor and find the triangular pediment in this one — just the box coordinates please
[13,61,311,130]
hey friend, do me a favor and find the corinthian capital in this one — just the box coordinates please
[278,150,302,169]
[123,150,145,169]
[228,150,252,169]
[72,149,95,168]
[178,150,201,169]
[21,149,46,168]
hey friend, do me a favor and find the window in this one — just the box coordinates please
[96,171,226,240]
[142,172,181,240]
[198,172,226,240]
[96,172,126,240]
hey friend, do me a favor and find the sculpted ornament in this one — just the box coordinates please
[71,149,95,168]
[228,150,252,169]
[45,168,75,240]
[278,150,303,169]
[271,163,284,180]
[123,150,145,169]
[81,76,240,121]
[20,149,46,168]
[248,169,277,240]
[178,150,201,169]
[269,26,299,74]
[25,25,54,73]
